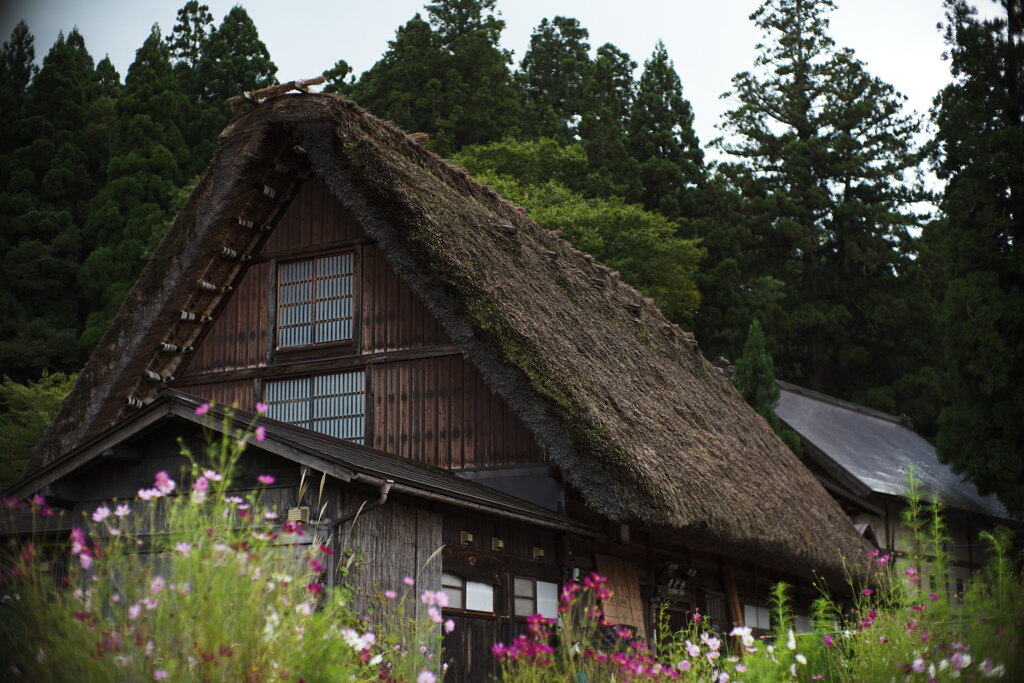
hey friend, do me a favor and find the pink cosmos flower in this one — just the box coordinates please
[257,474,274,485]
[692,611,702,624]
[309,558,325,573]
[203,469,222,481]
[403,576,415,586]
[255,426,267,442]
[428,606,442,624]
[154,669,168,680]
[255,401,269,414]
[192,477,209,493]
[150,577,166,594]
[912,657,926,673]
[128,603,141,620]
[195,403,210,416]
[929,591,939,601]
[824,635,834,648]
[866,548,880,558]
[138,488,160,501]
[264,511,278,520]
[114,504,131,517]
[876,553,891,566]
[79,551,93,570]
[175,542,191,557]
[153,471,175,495]
[1,495,20,510]
[70,528,86,555]
[384,590,397,599]
[91,505,111,523]
[677,660,691,671]
[862,588,874,596]
[444,619,455,634]
[904,567,921,583]
[417,672,436,683]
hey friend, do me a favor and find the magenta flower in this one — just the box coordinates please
[255,426,267,442]
[257,474,274,485]
[691,610,702,624]
[929,591,939,601]
[1,495,20,510]
[862,588,874,596]
[309,558,325,573]
[154,669,168,681]
[255,401,269,414]
[866,548,880,558]
[195,403,210,416]
[824,635,834,648]
[877,553,891,566]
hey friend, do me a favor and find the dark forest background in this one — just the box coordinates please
[0,0,1021,513]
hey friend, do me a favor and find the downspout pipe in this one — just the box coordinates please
[332,476,393,530]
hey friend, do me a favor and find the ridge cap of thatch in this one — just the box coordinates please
[29,93,869,577]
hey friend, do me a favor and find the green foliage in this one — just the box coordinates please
[187,5,276,173]
[79,24,189,355]
[732,319,802,455]
[1,414,444,681]
[0,371,75,489]
[0,27,114,380]
[628,41,704,220]
[930,0,1024,514]
[700,0,931,425]
[577,43,642,201]
[353,0,518,154]
[732,319,780,424]
[456,138,703,322]
[516,17,591,143]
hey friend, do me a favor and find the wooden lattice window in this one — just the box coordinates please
[264,370,365,444]
[277,253,354,348]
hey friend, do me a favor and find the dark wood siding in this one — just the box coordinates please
[184,262,271,375]
[372,356,543,469]
[361,243,449,353]
[172,176,544,469]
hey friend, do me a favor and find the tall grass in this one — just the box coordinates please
[0,405,443,682]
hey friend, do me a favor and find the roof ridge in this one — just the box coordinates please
[776,380,908,427]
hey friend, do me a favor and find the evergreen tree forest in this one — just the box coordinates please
[0,0,1021,512]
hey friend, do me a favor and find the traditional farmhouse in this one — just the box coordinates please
[11,92,869,680]
[775,381,1017,601]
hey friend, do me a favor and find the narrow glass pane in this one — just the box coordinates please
[514,597,535,616]
[536,581,558,619]
[465,582,494,612]
[514,578,534,598]
[442,586,464,610]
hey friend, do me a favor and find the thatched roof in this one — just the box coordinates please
[26,93,868,576]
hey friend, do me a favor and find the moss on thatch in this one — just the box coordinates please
[28,94,868,577]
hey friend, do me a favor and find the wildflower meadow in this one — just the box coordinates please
[2,407,1022,681]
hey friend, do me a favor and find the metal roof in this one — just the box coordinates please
[775,382,1011,520]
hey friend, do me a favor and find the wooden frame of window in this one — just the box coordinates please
[275,251,356,350]
[264,370,366,444]
[440,572,495,614]
[513,576,559,619]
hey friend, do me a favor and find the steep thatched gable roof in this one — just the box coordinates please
[27,93,868,576]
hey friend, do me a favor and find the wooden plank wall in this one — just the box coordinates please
[337,493,442,609]
[372,355,543,469]
[172,176,546,471]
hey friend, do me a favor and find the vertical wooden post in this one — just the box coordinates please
[722,564,743,630]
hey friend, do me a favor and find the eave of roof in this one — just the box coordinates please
[11,390,599,538]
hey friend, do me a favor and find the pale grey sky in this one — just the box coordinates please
[0,1,1001,150]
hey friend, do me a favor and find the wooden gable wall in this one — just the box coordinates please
[170,178,544,470]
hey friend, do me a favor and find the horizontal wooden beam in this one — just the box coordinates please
[172,344,463,387]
